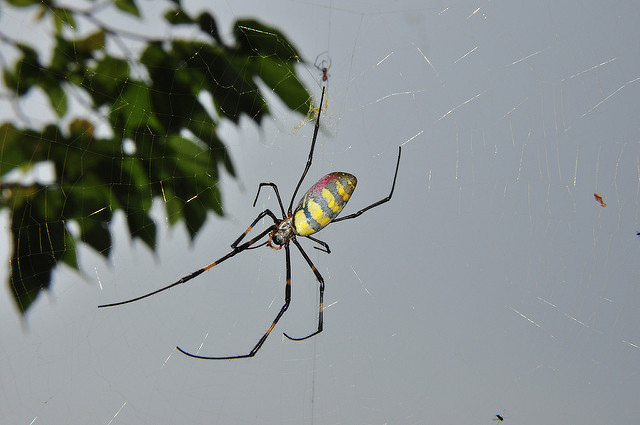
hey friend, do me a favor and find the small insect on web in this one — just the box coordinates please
[98,86,402,360]
[314,52,332,83]
[594,192,607,207]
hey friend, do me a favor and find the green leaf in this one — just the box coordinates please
[110,81,164,136]
[183,198,207,238]
[234,19,301,62]
[0,124,52,177]
[61,231,79,270]
[51,7,76,33]
[160,186,184,226]
[6,0,41,6]
[79,217,112,258]
[2,69,20,94]
[0,124,31,176]
[49,36,74,74]
[75,31,106,53]
[68,119,95,140]
[9,188,70,313]
[174,42,266,123]
[114,0,140,17]
[40,75,68,117]
[197,12,221,44]
[151,135,225,231]
[126,209,157,249]
[95,56,130,82]
[82,56,130,106]
[4,44,41,96]
[250,56,310,114]
[122,157,150,189]
[61,182,113,221]
[164,9,194,25]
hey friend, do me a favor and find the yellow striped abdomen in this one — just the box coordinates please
[293,172,357,236]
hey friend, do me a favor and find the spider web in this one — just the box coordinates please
[2,1,640,424]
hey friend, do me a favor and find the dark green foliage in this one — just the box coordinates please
[0,0,311,313]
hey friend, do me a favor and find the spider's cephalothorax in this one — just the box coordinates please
[98,86,402,360]
[269,216,294,248]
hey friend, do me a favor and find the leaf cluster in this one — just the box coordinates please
[0,0,311,313]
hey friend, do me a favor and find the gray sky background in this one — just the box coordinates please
[2,1,640,424]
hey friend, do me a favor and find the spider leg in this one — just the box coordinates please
[230,209,280,248]
[332,146,402,223]
[252,183,286,217]
[314,52,332,70]
[98,221,276,308]
[287,87,326,214]
[305,235,331,254]
[283,238,324,341]
[244,241,269,251]
[177,244,293,359]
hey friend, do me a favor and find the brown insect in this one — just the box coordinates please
[594,193,607,207]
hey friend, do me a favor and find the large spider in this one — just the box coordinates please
[99,87,402,359]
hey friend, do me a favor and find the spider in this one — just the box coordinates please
[98,87,402,359]
[314,52,332,82]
